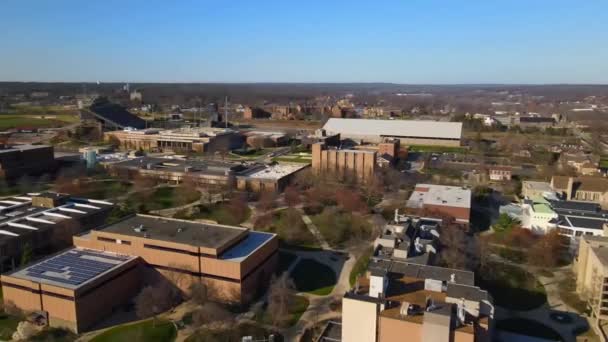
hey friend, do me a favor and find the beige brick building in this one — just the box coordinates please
[312,142,376,182]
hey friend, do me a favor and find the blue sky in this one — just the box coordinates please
[1,0,607,83]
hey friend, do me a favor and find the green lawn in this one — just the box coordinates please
[255,208,319,249]
[0,114,78,130]
[126,186,200,212]
[30,327,77,342]
[0,313,20,341]
[349,247,374,286]
[292,259,337,296]
[272,153,312,164]
[497,318,563,341]
[184,202,251,226]
[600,159,608,169]
[258,294,309,327]
[185,323,282,342]
[90,319,176,342]
[477,262,547,311]
[408,145,467,153]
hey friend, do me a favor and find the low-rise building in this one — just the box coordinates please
[407,184,472,225]
[2,214,278,333]
[517,116,556,130]
[105,127,242,153]
[236,163,309,193]
[0,192,113,271]
[322,118,462,147]
[0,144,56,180]
[522,181,554,199]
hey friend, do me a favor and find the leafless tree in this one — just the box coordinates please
[283,185,301,207]
[188,282,208,306]
[267,273,296,327]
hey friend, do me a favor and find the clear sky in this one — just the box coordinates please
[1,0,607,84]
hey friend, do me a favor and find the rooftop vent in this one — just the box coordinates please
[134,224,146,233]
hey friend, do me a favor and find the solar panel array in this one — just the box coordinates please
[24,249,129,287]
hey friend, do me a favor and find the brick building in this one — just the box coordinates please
[312,142,376,182]
[2,214,278,332]
[407,184,472,224]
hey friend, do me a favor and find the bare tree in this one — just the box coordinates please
[283,186,301,207]
[438,225,469,270]
[188,282,208,306]
[267,273,296,327]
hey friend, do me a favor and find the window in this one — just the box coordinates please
[143,243,196,256]
[97,236,132,245]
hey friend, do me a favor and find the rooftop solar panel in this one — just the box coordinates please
[17,248,133,288]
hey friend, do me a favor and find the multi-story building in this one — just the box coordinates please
[0,192,113,271]
[312,142,376,182]
[2,214,278,333]
[0,144,56,180]
[407,184,472,225]
[105,127,242,153]
[343,261,493,342]
[488,166,512,181]
[517,116,556,130]
[575,235,608,339]
[552,176,608,209]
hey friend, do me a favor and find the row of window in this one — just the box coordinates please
[97,236,131,245]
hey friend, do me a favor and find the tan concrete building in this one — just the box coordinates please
[312,142,376,182]
[575,235,608,339]
[105,127,242,153]
[521,181,554,199]
[552,176,608,208]
[343,262,493,342]
[2,214,278,333]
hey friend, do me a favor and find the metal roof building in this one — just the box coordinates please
[322,118,462,146]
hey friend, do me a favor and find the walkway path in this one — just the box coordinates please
[297,209,331,250]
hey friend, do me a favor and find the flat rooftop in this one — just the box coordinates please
[323,118,462,140]
[111,156,249,175]
[240,163,308,180]
[98,214,248,249]
[408,184,471,209]
[219,231,275,262]
[8,248,135,290]
[0,144,51,154]
[522,181,553,192]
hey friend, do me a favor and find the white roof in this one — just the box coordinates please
[244,164,308,180]
[408,184,471,209]
[322,118,462,140]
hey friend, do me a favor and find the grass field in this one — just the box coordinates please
[90,319,176,342]
[0,114,79,130]
[408,144,467,153]
[185,323,281,342]
[600,158,608,169]
[0,313,19,341]
[177,202,251,226]
[258,295,309,327]
[126,186,200,212]
[292,259,337,296]
[349,247,374,286]
[272,153,312,164]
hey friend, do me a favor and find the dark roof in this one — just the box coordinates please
[519,116,555,123]
[87,98,146,129]
[560,216,607,230]
[97,214,247,249]
[388,261,475,286]
[551,200,601,213]
[446,283,489,301]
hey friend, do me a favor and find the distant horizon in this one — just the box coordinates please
[2,81,608,87]
[1,1,607,84]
